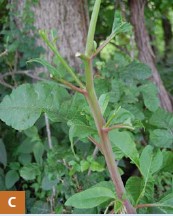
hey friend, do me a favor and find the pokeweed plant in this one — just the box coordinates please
[0,0,173,214]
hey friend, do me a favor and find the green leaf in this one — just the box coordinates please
[98,93,109,115]
[68,120,96,155]
[0,139,7,167]
[24,126,40,142]
[92,181,115,194]
[114,199,124,213]
[17,138,36,154]
[150,149,163,174]
[161,151,173,172]
[124,104,145,121]
[80,160,90,172]
[56,93,89,123]
[120,62,151,82]
[0,168,6,190]
[149,108,173,129]
[5,170,19,189]
[41,176,58,191]
[90,161,105,172]
[139,146,163,179]
[28,58,62,78]
[139,83,159,112]
[30,200,51,214]
[18,154,32,165]
[33,142,44,165]
[139,146,163,203]
[108,107,134,127]
[150,129,173,148]
[65,186,115,209]
[109,130,139,167]
[20,163,40,180]
[0,82,68,130]
[112,11,131,35]
[126,176,144,205]
[156,193,173,213]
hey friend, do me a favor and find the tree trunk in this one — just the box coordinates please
[17,0,89,73]
[162,15,173,62]
[33,0,88,73]
[128,0,172,112]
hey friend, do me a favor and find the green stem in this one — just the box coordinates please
[135,203,160,209]
[91,33,115,59]
[85,0,101,56]
[84,58,136,214]
[43,37,84,88]
[83,1,136,213]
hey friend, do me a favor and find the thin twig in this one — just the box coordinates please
[102,124,135,132]
[88,136,101,150]
[44,113,56,212]
[87,146,99,176]
[91,34,114,59]
[135,203,160,209]
[58,78,87,95]
[0,49,8,58]
[44,113,53,149]
[110,41,130,56]
[1,70,48,81]
[0,79,14,89]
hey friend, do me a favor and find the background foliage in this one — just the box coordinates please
[0,0,173,214]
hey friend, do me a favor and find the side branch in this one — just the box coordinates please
[91,34,114,59]
[59,79,87,95]
[135,203,160,209]
[102,124,135,132]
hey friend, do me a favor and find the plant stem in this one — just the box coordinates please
[91,33,115,59]
[103,124,135,132]
[84,58,136,214]
[135,203,160,209]
[83,1,136,213]
[85,0,101,56]
[41,34,84,88]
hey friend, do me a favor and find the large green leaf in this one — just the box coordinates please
[0,139,7,167]
[139,146,163,203]
[65,186,115,209]
[149,108,173,129]
[139,83,159,112]
[109,130,139,167]
[150,129,173,148]
[125,176,144,205]
[0,82,68,130]
[20,163,40,180]
[5,170,19,189]
[126,176,154,205]
[119,62,151,82]
[139,146,163,180]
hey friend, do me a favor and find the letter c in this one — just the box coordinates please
[8,197,16,207]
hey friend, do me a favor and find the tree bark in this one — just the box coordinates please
[33,0,88,73]
[162,15,173,62]
[128,0,172,112]
[17,0,89,73]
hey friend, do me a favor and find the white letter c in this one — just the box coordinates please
[8,197,16,207]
